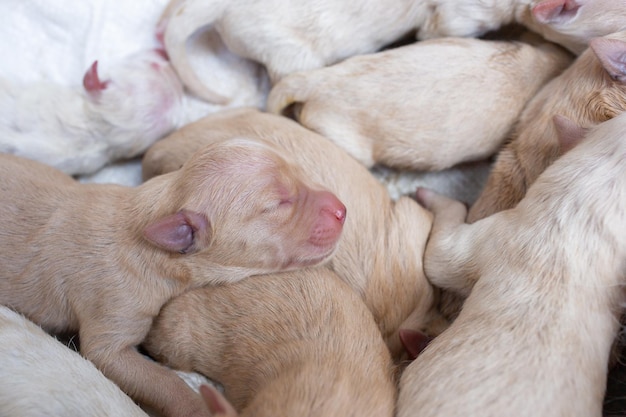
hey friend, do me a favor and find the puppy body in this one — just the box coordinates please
[0,141,345,417]
[419,0,626,55]
[397,113,626,417]
[0,306,148,417]
[160,0,428,103]
[468,30,626,222]
[145,268,396,417]
[268,34,572,171]
[142,108,436,359]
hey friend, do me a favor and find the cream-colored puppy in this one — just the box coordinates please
[0,141,345,417]
[397,113,626,417]
[268,33,572,171]
[159,0,429,103]
[419,0,626,55]
[469,30,626,222]
[142,108,439,359]
[145,267,397,417]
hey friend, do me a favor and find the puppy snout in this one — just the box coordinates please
[318,191,347,225]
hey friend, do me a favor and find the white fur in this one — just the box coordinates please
[161,0,429,102]
[0,306,149,417]
[397,113,626,417]
[0,0,268,175]
[418,0,626,55]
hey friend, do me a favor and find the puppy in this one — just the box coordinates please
[0,140,345,417]
[268,33,572,171]
[397,113,626,417]
[418,0,626,55]
[468,31,626,222]
[142,108,437,359]
[144,267,397,417]
[0,49,236,176]
[159,0,430,103]
[0,305,148,417]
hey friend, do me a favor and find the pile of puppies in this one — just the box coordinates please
[1,1,626,417]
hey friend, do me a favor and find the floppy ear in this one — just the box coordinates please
[589,37,626,83]
[143,210,212,254]
[552,114,586,154]
[532,0,580,24]
[82,60,109,99]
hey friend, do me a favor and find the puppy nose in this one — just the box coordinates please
[318,191,347,225]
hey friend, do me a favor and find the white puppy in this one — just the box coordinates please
[268,33,572,171]
[419,0,626,55]
[397,113,626,417]
[0,305,148,417]
[160,0,429,103]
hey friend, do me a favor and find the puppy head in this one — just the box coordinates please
[529,0,626,54]
[82,49,184,151]
[144,138,346,278]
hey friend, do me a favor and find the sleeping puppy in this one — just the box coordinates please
[468,30,626,222]
[397,113,626,417]
[144,267,397,417]
[268,33,572,171]
[0,140,345,417]
[0,49,221,176]
[0,305,148,417]
[418,0,626,55]
[158,0,429,103]
[142,108,439,360]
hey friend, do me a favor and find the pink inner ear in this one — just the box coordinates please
[82,60,109,94]
[590,38,626,82]
[143,212,194,253]
[532,0,579,23]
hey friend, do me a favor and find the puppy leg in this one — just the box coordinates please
[79,320,209,417]
[415,187,480,296]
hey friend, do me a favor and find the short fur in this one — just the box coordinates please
[159,0,429,103]
[0,140,345,417]
[398,113,626,417]
[145,267,397,417]
[468,30,626,222]
[0,306,148,417]
[142,108,438,359]
[267,33,572,171]
[418,0,626,55]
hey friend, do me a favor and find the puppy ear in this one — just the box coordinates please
[553,115,586,154]
[590,37,626,83]
[143,210,212,254]
[532,0,580,24]
[83,60,109,99]
[199,385,239,417]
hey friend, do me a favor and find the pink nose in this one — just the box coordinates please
[318,191,347,225]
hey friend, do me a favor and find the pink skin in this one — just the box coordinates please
[399,329,433,360]
[532,0,580,22]
[82,61,109,96]
[308,190,346,249]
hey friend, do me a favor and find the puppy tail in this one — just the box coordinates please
[163,0,230,105]
[266,72,315,118]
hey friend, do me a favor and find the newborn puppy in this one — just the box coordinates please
[0,49,234,176]
[144,267,397,417]
[468,30,626,222]
[159,0,429,103]
[0,141,345,417]
[268,33,572,171]
[397,113,626,417]
[0,306,148,417]
[418,0,626,55]
[142,108,437,360]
